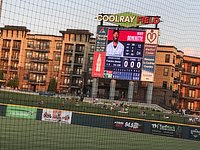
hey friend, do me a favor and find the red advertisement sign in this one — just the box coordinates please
[92,52,106,78]
[107,29,146,42]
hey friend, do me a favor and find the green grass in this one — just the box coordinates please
[0,116,199,150]
[0,91,195,125]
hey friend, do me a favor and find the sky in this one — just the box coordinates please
[1,0,200,57]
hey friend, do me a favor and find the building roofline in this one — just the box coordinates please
[28,33,62,38]
[0,25,30,32]
[177,50,184,54]
[59,29,93,35]
[158,44,177,49]
[183,55,200,59]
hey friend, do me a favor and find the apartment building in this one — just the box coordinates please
[152,45,184,109]
[0,26,93,95]
[180,55,200,111]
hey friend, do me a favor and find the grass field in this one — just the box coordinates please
[0,90,194,125]
[0,117,199,150]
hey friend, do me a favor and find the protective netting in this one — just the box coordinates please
[0,0,200,149]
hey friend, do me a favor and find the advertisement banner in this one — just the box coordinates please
[42,109,72,124]
[96,26,108,52]
[96,12,161,28]
[141,44,157,82]
[189,128,200,140]
[151,123,182,138]
[6,105,37,119]
[145,29,159,45]
[92,52,106,78]
[113,118,143,133]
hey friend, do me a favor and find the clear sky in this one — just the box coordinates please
[1,0,200,57]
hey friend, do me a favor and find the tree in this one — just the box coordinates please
[7,77,19,89]
[47,78,57,92]
[0,71,4,87]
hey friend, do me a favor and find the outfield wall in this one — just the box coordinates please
[0,104,200,141]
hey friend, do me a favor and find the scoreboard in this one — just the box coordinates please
[92,26,159,82]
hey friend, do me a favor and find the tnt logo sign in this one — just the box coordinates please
[145,29,159,45]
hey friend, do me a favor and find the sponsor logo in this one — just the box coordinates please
[114,121,124,127]
[152,123,176,132]
[191,129,200,138]
[124,122,141,129]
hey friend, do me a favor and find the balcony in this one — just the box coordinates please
[10,67,18,71]
[30,57,49,63]
[29,68,48,74]
[175,64,183,71]
[27,47,49,53]
[29,80,46,85]
[61,72,70,76]
[174,77,181,83]
[75,50,84,55]
[1,66,8,71]
[1,57,9,61]
[183,70,200,77]
[72,73,82,77]
[60,84,69,88]
[2,46,10,50]
[11,57,19,61]
[64,50,73,54]
[71,84,81,89]
[63,61,71,66]
[74,62,83,66]
[12,47,21,51]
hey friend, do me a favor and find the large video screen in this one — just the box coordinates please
[92,26,159,82]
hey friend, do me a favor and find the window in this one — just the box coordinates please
[55,54,61,61]
[171,69,174,77]
[27,41,34,48]
[165,54,170,63]
[26,51,32,58]
[65,67,70,74]
[190,78,196,86]
[189,90,195,98]
[191,65,198,74]
[64,78,69,84]
[53,66,59,72]
[163,68,169,76]
[90,45,95,52]
[162,81,167,89]
[76,44,84,52]
[13,40,21,49]
[188,102,194,110]
[25,63,31,70]
[173,56,175,64]
[36,41,50,49]
[89,56,93,63]
[88,67,92,73]
[3,40,11,48]
[56,42,62,50]
[65,44,74,51]
[74,68,82,74]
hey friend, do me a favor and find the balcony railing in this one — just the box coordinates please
[30,57,49,63]
[2,46,10,50]
[11,57,19,61]
[29,68,48,74]
[1,57,9,60]
[12,47,21,51]
[28,79,46,84]
[10,67,18,71]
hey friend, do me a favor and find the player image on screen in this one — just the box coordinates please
[106,29,124,57]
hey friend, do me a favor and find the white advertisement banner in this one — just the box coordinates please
[42,109,72,124]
